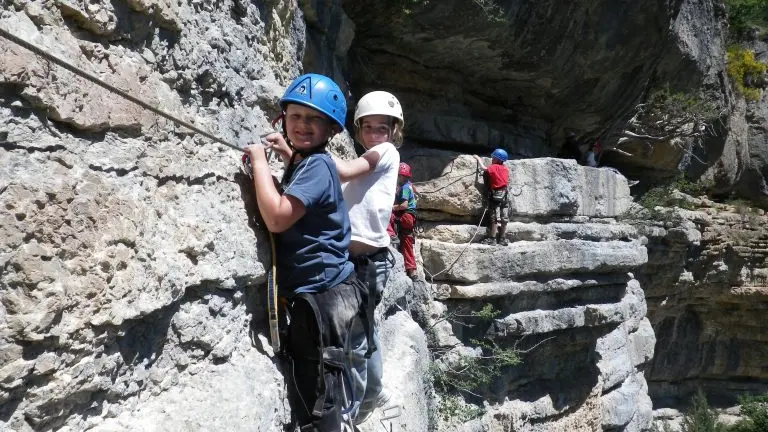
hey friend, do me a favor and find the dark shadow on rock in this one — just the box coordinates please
[0,388,25,422]
[500,327,605,409]
[442,326,605,417]
[241,275,273,358]
[116,299,179,368]
[234,170,264,234]
[234,169,277,358]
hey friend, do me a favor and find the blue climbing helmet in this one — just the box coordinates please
[280,73,346,130]
[491,148,508,162]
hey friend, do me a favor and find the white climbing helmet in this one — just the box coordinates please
[353,91,404,126]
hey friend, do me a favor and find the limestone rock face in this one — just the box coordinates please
[733,37,768,208]
[412,150,655,430]
[2,2,658,432]
[309,0,765,208]
[637,200,768,409]
[736,100,768,208]
[341,0,729,173]
[344,1,681,153]
[403,148,633,220]
[0,4,430,431]
[0,1,302,431]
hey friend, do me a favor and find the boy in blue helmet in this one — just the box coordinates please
[244,73,369,432]
[474,148,510,246]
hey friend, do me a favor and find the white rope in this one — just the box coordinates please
[423,206,489,286]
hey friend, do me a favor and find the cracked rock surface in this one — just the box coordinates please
[0,1,303,430]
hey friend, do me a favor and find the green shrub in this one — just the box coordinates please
[431,338,520,395]
[639,174,706,211]
[675,175,708,197]
[725,0,768,39]
[640,184,674,210]
[430,304,520,395]
[726,46,767,101]
[679,390,768,432]
[730,394,768,432]
[645,87,719,123]
[437,396,484,423]
[681,389,728,432]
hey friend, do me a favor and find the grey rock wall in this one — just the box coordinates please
[0,3,432,431]
[636,199,768,411]
[409,149,655,431]
[0,1,298,430]
[731,39,768,208]
[340,0,732,179]
[2,1,668,431]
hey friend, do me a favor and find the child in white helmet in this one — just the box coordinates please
[332,90,403,424]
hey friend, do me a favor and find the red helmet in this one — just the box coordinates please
[398,162,411,177]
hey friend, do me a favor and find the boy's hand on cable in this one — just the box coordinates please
[263,132,292,161]
[244,143,268,162]
[244,144,271,179]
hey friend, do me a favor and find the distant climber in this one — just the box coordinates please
[474,149,510,246]
[583,138,600,167]
[388,162,419,280]
[333,90,404,424]
[558,132,582,162]
[244,73,369,432]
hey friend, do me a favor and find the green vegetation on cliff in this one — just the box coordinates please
[429,304,522,423]
[725,0,768,39]
[638,174,708,211]
[659,389,768,432]
[730,394,768,432]
[681,390,728,432]
[726,45,767,100]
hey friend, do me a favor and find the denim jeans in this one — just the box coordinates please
[347,248,393,420]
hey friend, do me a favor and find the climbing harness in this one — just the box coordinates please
[241,157,283,353]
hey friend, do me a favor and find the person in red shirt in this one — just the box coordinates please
[388,162,419,279]
[474,149,510,246]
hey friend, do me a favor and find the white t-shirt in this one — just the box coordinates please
[342,142,399,248]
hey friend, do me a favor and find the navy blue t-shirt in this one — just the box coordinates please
[276,152,354,296]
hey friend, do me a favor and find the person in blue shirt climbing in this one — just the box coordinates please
[244,73,370,432]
